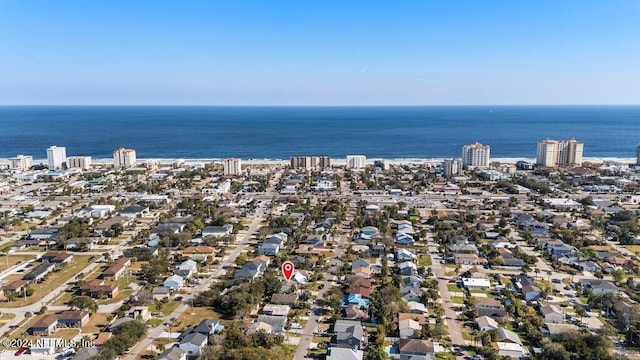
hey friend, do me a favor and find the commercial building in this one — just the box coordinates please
[346,155,366,169]
[462,142,490,170]
[536,139,583,167]
[46,145,67,170]
[67,156,92,170]
[443,158,462,177]
[113,147,137,169]
[223,158,242,176]
[9,155,33,171]
[290,156,331,170]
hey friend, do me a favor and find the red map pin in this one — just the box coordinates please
[282,261,295,281]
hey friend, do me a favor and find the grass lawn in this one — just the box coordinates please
[0,255,92,308]
[53,291,74,306]
[451,296,464,304]
[447,284,460,292]
[97,289,133,305]
[0,312,16,320]
[436,353,456,360]
[149,300,181,316]
[0,255,36,272]
[147,318,163,327]
[623,245,640,255]
[82,312,110,334]
[418,255,432,267]
[115,275,138,290]
[176,307,225,329]
[312,335,331,345]
[470,289,492,295]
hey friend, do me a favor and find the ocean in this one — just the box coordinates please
[0,106,639,161]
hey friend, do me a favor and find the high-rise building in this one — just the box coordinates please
[113,148,137,169]
[443,159,462,177]
[66,156,92,170]
[461,143,490,170]
[290,156,331,170]
[46,145,67,170]
[346,155,366,169]
[536,139,583,167]
[223,158,242,176]
[9,155,33,171]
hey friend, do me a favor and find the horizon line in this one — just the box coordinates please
[1,103,640,107]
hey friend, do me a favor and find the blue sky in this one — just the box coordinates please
[0,1,638,105]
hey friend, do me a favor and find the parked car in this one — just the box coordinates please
[15,347,28,356]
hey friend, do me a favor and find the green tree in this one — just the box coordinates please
[67,295,98,313]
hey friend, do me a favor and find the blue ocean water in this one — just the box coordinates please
[0,106,638,160]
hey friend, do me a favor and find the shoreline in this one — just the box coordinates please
[1,157,636,166]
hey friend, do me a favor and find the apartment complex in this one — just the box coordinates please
[443,158,462,177]
[290,156,331,170]
[9,155,33,171]
[461,143,490,170]
[223,158,242,176]
[536,139,583,167]
[346,155,366,169]
[113,148,137,169]
[67,156,92,170]
[47,145,67,170]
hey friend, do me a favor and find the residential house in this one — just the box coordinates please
[407,301,428,314]
[256,315,287,333]
[234,259,266,281]
[164,275,185,291]
[352,258,371,272]
[398,339,435,360]
[399,261,417,276]
[396,248,417,262]
[102,257,131,280]
[454,253,485,265]
[492,342,527,359]
[1,279,29,296]
[79,279,119,299]
[151,223,185,236]
[258,243,280,256]
[540,304,564,324]
[181,246,215,262]
[262,304,291,317]
[28,314,58,335]
[333,320,364,350]
[41,251,74,264]
[476,316,499,331]
[23,262,56,282]
[344,304,368,321]
[540,323,580,339]
[462,278,491,290]
[175,260,198,279]
[202,224,233,238]
[151,286,171,300]
[158,347,187,360]
[396,233,415,245]
[179,332,208,357]
[401,287,422,303]
[57,310,90,329]
[580,279,620,295]
[496,328,523,345]
[119,205,149,218]
[475,297,508,318]
[62,237,101,251]
[123,247,159,261]
[399,319,421,339]
[326,348,364,360]
[271,293,298,306]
